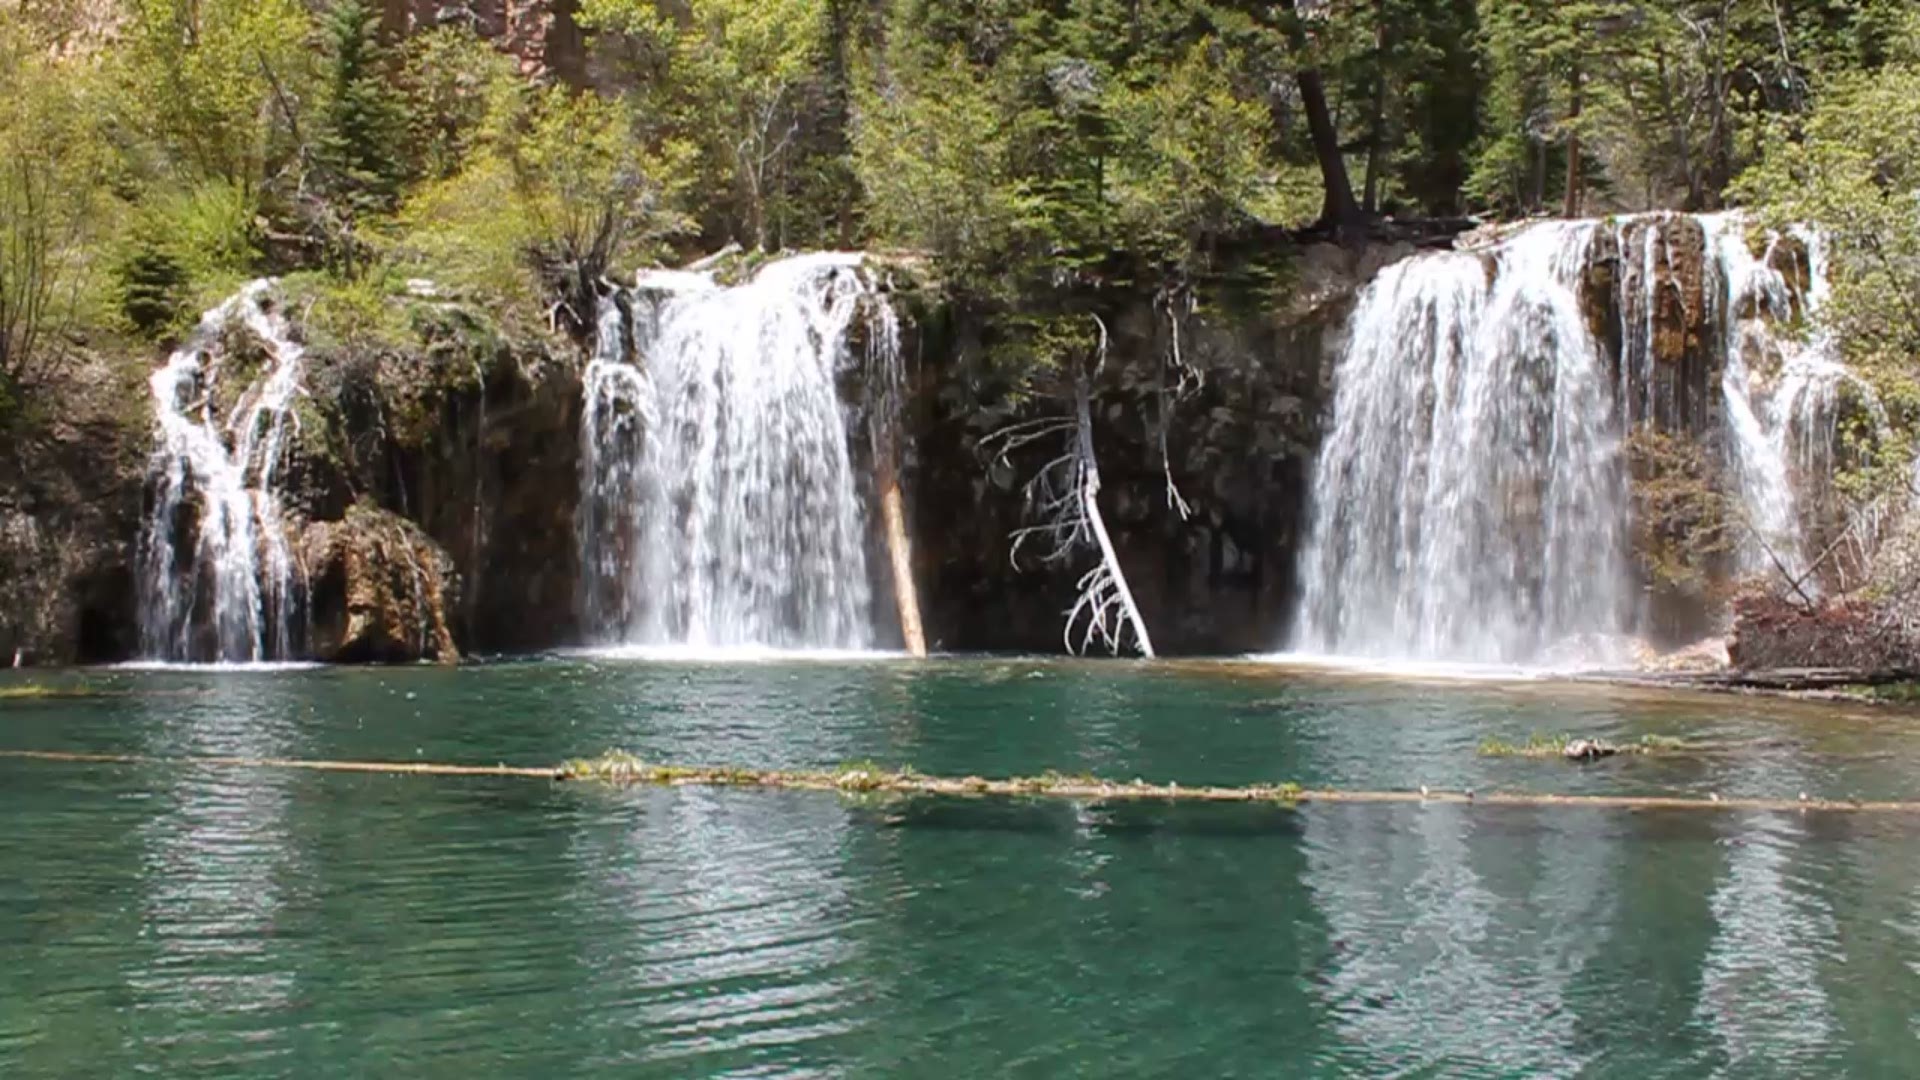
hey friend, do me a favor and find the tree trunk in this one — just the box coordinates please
[1706,15,1731,208]
[876,456,926,657]
[1564,64,1583,218]
[1362,0,1391,214]
[1533,135,1547,213]
[1269,0,1363,238]
[1299,68,1364,235]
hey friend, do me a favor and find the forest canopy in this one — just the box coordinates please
[0,0,1915,395]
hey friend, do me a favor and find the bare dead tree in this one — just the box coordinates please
[981,316,1155,657]
[1155,287,1198,521]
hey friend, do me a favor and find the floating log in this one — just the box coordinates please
[2,749,1915,814]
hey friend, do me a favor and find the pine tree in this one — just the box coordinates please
[315,0,407,220]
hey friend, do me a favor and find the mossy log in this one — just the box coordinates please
[1,748,1915,813]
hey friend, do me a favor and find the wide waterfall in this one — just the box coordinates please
[138,281,307,663]
[1292,213,1872,665]
[578,254,885,650]
[1292,223,1629,664]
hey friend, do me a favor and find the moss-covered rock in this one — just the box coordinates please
[302,505,459,664]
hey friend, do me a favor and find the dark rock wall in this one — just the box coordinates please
[0,355,149,666]
[289,308,584,656]
[894,245,1376,655]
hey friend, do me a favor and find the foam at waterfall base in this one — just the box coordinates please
[112,660,326,673]
[565,644,907,664]
[1255,651,1569,683]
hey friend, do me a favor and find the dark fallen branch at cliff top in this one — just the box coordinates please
[1,749,1916,814]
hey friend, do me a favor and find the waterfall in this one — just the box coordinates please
[1292,212,1882,665]
[1293,222,1629,664]
[578,254,883,651]
[1701,215,1886,582]
[137,281,307,663]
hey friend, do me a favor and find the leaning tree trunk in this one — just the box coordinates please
[877,452,927,657]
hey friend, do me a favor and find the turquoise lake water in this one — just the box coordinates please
[2,657,1917,1076]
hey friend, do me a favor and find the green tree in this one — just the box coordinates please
[1106,40,1277,271]
[0,18,113,399]
[1738,13,1920,371]
[118,0,309,189]
[852,53,1044,293]
[1736,10,1920,546]
[402,27,521,183]
[312,0,409,274]
[398,85,694,327]
[580,0,831,250]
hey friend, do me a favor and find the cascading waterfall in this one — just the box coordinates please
[1293,212,1879,665]
[1701,215,1886,580]
[578,254,883,650]
[138,281,307,663]
[1292,222,1629,663]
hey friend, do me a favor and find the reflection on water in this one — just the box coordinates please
[1308,804,1625,1074]
[128,681,302,1067]
[1698,813,1839,1069]
[569,788,863,1074]
[2,660,1919,1075]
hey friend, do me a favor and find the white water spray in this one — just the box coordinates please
[137,281,307,662]
[579,254,884,650]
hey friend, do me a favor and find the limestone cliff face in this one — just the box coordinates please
[380,0,586,83]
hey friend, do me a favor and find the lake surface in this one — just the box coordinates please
[2,657,1918,1076]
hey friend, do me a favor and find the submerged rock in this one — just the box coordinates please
[302,508,459,664]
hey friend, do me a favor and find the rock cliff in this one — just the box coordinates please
[0,219,1826,665]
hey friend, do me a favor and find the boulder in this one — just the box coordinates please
[302,508,460,664]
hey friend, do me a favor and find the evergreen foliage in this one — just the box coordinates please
[0,0,1912,383]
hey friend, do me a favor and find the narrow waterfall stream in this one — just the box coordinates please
[137,282,307,663]
[1702,215,1886,580]
[1292,214,1879,665]
[578,254,889,650]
